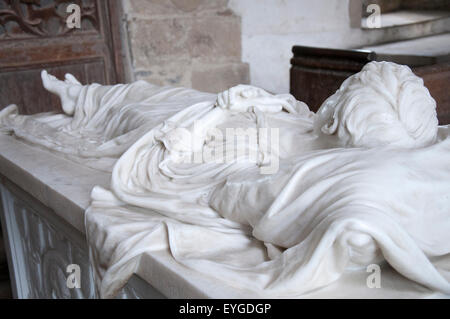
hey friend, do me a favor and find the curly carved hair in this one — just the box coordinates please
[314,61,438,148]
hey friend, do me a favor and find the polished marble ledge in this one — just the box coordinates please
[0,134,255,298]
[0,134,108,233]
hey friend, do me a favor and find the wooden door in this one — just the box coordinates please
[0,0,126,114]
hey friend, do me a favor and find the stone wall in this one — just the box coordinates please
[119,0,449,95]
[229,0,450,94]
[121,0,249,93]
[229,0,370,94]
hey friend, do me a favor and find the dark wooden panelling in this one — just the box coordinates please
[0,60,105,114]
[415,63,450,125]
[0,0,125,114]
[0,0,100,40]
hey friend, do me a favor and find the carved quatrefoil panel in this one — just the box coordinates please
[0,0,99,39]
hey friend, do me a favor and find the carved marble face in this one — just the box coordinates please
[314,61,439,149]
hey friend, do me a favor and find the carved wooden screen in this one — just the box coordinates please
[0,0,125,114]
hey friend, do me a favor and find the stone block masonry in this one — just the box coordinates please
[122,0,249,93]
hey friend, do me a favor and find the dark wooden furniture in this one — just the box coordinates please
[290,45,450,125]
[0,0,126,114]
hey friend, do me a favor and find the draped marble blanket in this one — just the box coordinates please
[1,62,450,298]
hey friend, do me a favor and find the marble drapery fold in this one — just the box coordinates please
[0,78,215,171]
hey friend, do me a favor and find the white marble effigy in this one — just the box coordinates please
[0,61,449,299]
